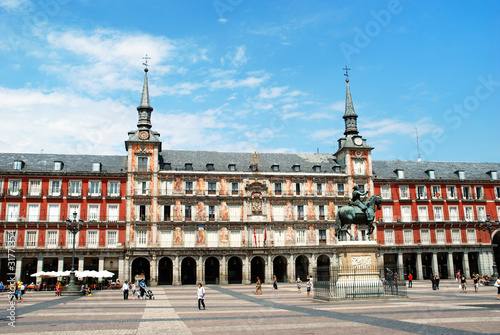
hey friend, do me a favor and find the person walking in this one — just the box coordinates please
[197,283,206,310]
[461,274,467,293]
[56,281,62,297]
[131,283,137,300]
[255,277,262,295]
[18,282,24,303]
[431,274,436,290]
[10,283,19,302]
[296,277,302,293]
[435,274,440,290]
[408,273,413,288]
[472,273,479,292]
[0,281,3,295]
[122,281,130,300]
[306,278,312,297]
[139,279,147,300]
[494,277,500,300]
[273,275,278,290]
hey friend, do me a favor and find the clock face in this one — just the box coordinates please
[353,137,363,146]
[139,131,149,140]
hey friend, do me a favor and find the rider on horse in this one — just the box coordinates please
[349,185,374,221]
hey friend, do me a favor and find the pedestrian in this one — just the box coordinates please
[122,281,129,300]
[10,283,19,302]
[408,273,413,288]
[197,283,206,310]
[461,274,467,293]
[255,277,262,295]
[131,283,136,299]
[494,277,500,300]
[431,274,436,290]
[296,277,302,293]
[18,281,24,303]
[273,275,278,290]
[306,278,312,297]
[435,274,440,290]
[0,281,3,295]
[472,272,479,292]
[56,281,62,297]
[139,279,147,300]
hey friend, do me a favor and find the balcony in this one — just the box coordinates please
[67,191,82,198]
[26,188,43,198]
[87,188,102,198]
[5,188,23,198]
[106,191,121,198]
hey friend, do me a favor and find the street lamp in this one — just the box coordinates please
[64,211,84,295]
[481,214,499,280]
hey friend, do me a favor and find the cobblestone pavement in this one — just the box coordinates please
[1,280,499,335]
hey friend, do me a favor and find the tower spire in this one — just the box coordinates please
[342,66,358,136]
[137,55,153,130]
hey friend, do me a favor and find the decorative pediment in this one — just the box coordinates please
[245,181,268,193]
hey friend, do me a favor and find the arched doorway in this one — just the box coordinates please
[251,256,265,283]
[493,230,500,272]
[295,255,309,281]
[205,257,220,284]
[228,257,242,284]
[273,256,287,282]
[22,258,38,284]
[158,257,173,285]
[131,257,150,285]
[316,255,330,281]
[181,257,196,285]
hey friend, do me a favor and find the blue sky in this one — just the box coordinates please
[0,0,498,162]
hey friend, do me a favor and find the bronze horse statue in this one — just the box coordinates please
[335,194,382,241]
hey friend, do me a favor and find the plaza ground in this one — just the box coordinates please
[1,280,499,335]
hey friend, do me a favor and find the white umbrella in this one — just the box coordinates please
[31,271,49,277]
[96,270,114,278]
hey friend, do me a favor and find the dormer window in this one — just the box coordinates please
[313,165,321,172]
[333,166,341,173]
[163,163,171,170]
[185,163,193,171]
[206,164,214,171]
[54,161,63,171]
[395,169,404,179]
[457,170,465,180]
[250,165,258,172]
[272,165,279,172]
[292,165,301,172]
[426,170,435,179]
[489,171,497,180]
[13,160,23,170]
[92,162,101,172]
[228,164,236,171]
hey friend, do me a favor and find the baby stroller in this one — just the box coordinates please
[145,289,154,300]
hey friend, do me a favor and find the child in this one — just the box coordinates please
[306,278,312,297]
[296,277,302,293]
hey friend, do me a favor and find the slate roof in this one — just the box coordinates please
[0,153,127,173]
[373,160,500,181]
[160,150,340,174]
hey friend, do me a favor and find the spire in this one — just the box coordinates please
[137,58,153,130]
[342,66,358,136]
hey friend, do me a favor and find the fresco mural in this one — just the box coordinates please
[307,226,316,245]
[219,202,229,221]
[286,226,295,245]
[196,177,205,195]
[327,201,335,220]
[284,178,293,195]
[196,227,206,246]
[174,201,183,221]
[326,180,335,196]
[173,177,183,194]
[305,179,313,195]
[307,201,315,220]
[173,227,183,246]
[219,227,229,246]
[285,202,294,220]
[196,202,206,221]
[329,225,336,244]
[220,177,228,195]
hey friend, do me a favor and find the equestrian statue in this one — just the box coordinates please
[335,185,382,241]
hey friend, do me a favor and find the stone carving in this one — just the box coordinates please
[351,255,372,268]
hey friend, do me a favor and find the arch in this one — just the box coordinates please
[295,255,309,281]
[205,257,220,284]
[273,256,287,282]
[251,256,265,283]
[181,257,197,285]
[316,254,330,281]
[158,257,173,285]
[493,230,500,272]
[227,256,242,284]
[131,257,151,285]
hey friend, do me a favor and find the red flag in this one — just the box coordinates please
[264,227,267,244]
[254,225,257,246]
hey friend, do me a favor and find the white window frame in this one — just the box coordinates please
[431,185,442,199]
[474,186,484,200]
[89,181,101,196]
[381,185,391,199]
[88,204,100,222]
[420,229,430,245]
[4,230,17,247]
[47,204,61,222]
[46,230,59,248]
[403,229,413,245]
[69,180,82,196]
[451,228,461,244]
[87,230,99,247]
[49,179,62,196]
[296,230,306,245]
[462,186,472,200]
[25,230,38,248]
[399,185,410,199]
[448,206,459,221]
[384,229,395,245]
[106,230,118,247]
[495,187,500,200]
[353,160,365,175]
[418,206,428,222]
[107,204,119,222]
[466,229,477,244]
[436,229,446,245]
[66,231,80,247]
[108,181,120,197]
[68,204,81,221]
[464,206,474,222]
[27,203,40,222]
[433,206,443,222]
[7,203,20,222]
[477,206,486,222]
[382,206,393,222]
[29,179,42,196]
[416,185,427,200]
[401,206,412,222]
[8,179,21,196]
[446,185,457,199]
[184,231,195,247]
[136,230,148,246]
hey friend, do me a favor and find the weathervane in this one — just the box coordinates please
[343,65,351,82]
[142,54,151,70]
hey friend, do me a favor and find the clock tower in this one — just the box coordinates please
[334,71,374,197]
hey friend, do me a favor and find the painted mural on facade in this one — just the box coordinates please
[196,177,205,195]
[284,178,293,195]
[305,179,313,195]
[174,201,182,221]
[219,227,229,245]
[173,177,183,194]
[329,225,336,244]
[327,201,335,220]
[307,201,315,220]
[173,227,183,246]
[326,180,334,196]
[219,202,229,221]
[220,177,228,196]
[285,201,294,220]
[196,202,206,221]
[286,226,295,245]
[196,227,206,246]
[307,226,316,245]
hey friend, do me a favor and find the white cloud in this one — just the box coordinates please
[258,86,288,99]
[0,0,30,10]
[361,118,440,138]
[328,101,345,112]
[309,129,341,142]
[217,18,228,24]
[226,45,248,67]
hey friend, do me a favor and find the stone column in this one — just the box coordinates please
[416,252,423,280]
[308,254,315,278]
[58,257,64,272]
[150,254,157,286]
[78,258,84,272]
[242,255,250,284]
[220,255,227,284]
[432,253,439,276]
[36,258,44,284]
[266,254,273,283]
[447,252,455,279]
[197,256,204,284]
[118,257,125,282]
[98,257,104,272]
[463,252,470,278]
[173,255,181,286]
[286,255,293,283]
[397,253,404,279]
[15,258,22,282]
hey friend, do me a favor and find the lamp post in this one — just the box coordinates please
[64,211,84,295]
[481,214,499,280]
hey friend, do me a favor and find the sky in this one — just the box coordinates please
[0,0,498,162]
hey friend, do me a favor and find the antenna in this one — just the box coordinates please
[415,127,421,161]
